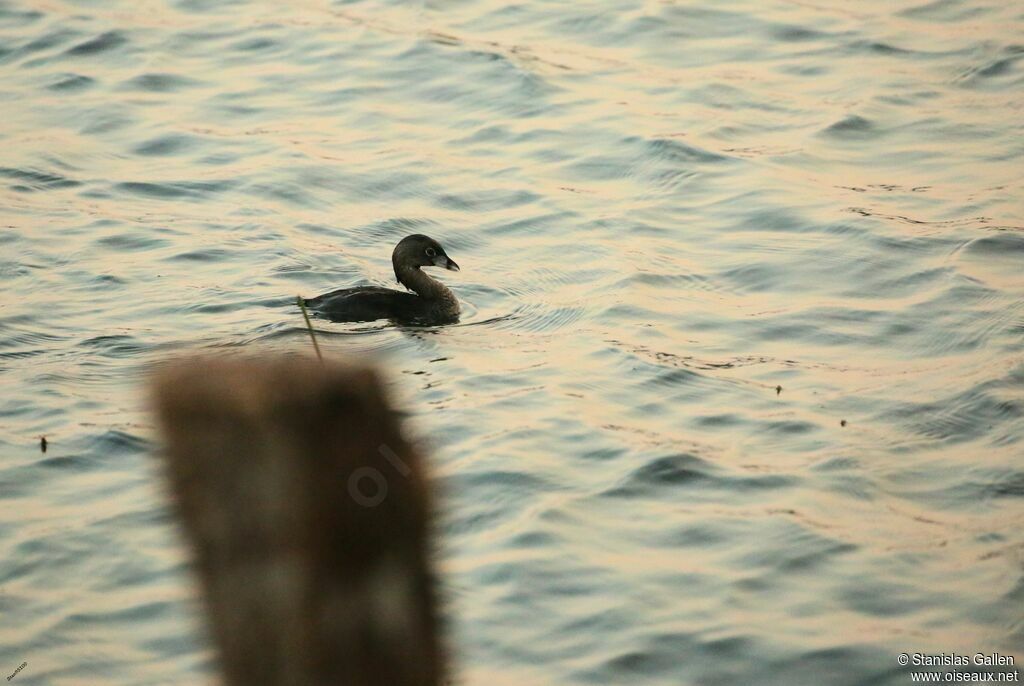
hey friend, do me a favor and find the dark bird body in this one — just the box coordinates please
[303,234,461,324]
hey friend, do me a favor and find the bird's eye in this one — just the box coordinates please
[425,247,437,257]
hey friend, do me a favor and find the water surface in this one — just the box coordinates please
[1,0,1022,684]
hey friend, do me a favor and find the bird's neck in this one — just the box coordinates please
[397,265,453,301]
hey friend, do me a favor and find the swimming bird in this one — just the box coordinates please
[303,234,461,324]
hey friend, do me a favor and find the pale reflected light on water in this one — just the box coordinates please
[0,0,1022,684]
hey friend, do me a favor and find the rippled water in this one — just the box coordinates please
[1,0,1023,684]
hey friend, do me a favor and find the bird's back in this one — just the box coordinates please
[304,286,449,323]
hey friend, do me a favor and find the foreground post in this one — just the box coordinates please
[152,356,444,686]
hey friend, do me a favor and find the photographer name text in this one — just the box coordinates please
[901,653,1015,668]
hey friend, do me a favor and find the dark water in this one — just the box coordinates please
[1,0,1023,684]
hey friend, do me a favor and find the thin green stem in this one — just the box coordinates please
[296,295,323,362]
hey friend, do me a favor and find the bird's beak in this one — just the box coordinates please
[434,254,459,271]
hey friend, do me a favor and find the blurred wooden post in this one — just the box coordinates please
[152,356,444,686]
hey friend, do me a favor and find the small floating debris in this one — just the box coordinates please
[40,436,47,453]
[776,385,782,396]
[840,420,847,427]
